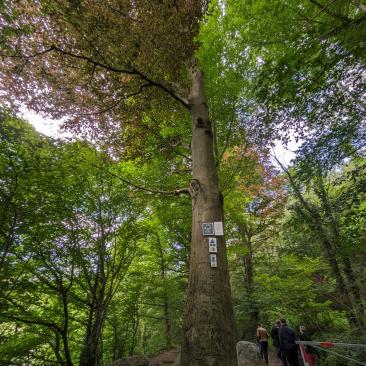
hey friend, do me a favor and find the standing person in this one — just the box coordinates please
[256,323,269,364]
[279,319,299,366]
[271,319,287,366]
[298,326,319,366]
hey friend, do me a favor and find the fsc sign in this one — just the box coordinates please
[201,222,223,236]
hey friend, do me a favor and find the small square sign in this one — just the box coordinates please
[208,237,217,253]
[210,254,217,267]
[202,222,214,236]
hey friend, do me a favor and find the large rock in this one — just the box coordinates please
[109,355,149,366]
[236,341,266,366]
[149,347,180,365]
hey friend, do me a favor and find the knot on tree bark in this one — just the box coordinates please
[195,117,204,128]
[190,179,201,199]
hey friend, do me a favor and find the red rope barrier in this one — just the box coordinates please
[319,341,335,348]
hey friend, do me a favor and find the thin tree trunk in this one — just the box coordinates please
[314,173,365,328]
[276,159,359,328]
[129,311,139,355]
[60,287,73,366]
[180,66,238,366]
[240,233,254,296]
[51,332,66,365]
[342,257,365,329]
[79,239,107,366]
[111,321,119,361]
[156,234,173,349]
[240,232,259,325]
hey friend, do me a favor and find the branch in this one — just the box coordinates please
[0,46,56,60]
[51,45,138,75]
[6,315,62,333]
[106,4,141,22]
[270,151,317,218]
[320,15,366,39]
[174,187,191,197]
[85,160,182,196]
[79,84,153,116]
[145,118,192,161]
[49,46,189,108]
[2,44,190,110]
[309,0,350,23]
[217,115,235,167]
[65,19,110,65]
[131,68,189,109]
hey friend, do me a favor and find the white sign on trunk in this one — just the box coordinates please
[210,254,217,267]
[214,221,224,236]
[208,237,217,253]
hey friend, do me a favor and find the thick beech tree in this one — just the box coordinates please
[0,1,238,365]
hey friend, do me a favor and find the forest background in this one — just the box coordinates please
[0,0,365,365]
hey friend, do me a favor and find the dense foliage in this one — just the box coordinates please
[0,0,365,365]
[1,111,364,365]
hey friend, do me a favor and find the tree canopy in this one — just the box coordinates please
[0,1,366,365]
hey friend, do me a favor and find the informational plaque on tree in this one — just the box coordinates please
[214,221,224,236]
[208,237,217,253]
[202,222,214,236]
[210,254,217,268]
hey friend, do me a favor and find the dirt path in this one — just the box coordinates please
[268,351,282,366]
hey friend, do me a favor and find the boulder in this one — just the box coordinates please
[109,355,149,366]
[236,341,266,366]
[149,347,180,365]
[171,351,180,366]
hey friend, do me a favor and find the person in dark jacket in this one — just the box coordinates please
[271,319,287,366]
[298,325,319,366]
[279,319,298,366]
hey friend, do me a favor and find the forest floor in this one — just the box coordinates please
[148,349,283,365]
[268,351,282,366]
[268,352,305,366]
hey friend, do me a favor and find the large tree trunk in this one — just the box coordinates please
[79,296,105,366]
[180,66,238,366]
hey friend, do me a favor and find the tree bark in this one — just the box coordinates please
[60,286,73,366]
[79,295,105,366]
[79,292,106,366]
[180,66,238,366]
